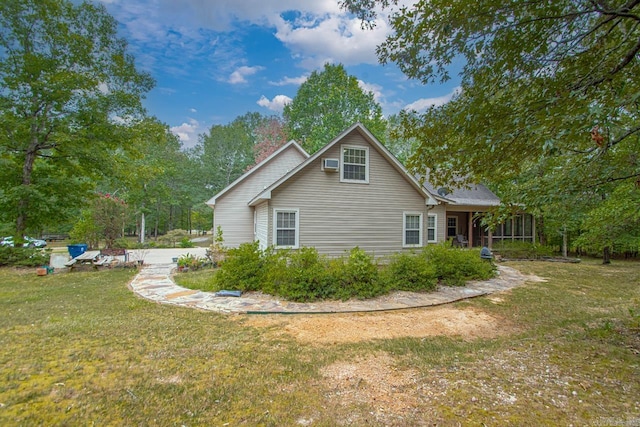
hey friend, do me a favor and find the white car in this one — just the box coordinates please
[0,236,47,248]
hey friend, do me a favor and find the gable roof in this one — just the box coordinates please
[248,123,439,207]
[206,140,309,207]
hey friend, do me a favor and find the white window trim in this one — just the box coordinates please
[403,212,423,248]
[427,213,438,243]
[273,208,299,249]
[340,144,369,184]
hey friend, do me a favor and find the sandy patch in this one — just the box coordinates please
[243,306,508,344]
[321,351,421,418]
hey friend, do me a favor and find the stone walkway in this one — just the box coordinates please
[128,264,545,314]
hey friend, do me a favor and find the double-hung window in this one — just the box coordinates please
[403,212,423,247]
[427,214,437,243]
[273,209,299,248]
[341,145,369,183]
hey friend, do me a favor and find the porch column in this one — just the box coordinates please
[467,212,473,248]
[532,216,536,244]
[488,229,493,249]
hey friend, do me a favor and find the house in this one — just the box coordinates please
[206,123,534,257]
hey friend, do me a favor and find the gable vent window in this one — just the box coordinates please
[341,145,369,183]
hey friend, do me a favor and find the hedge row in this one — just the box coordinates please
[211,242,496,302]
[0,246,51,267]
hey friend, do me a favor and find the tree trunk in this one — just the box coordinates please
[562,226,568,258]
[603,246,611,264]
[16,139,39,237]
[140,211,146,244]
[154,201,159,239]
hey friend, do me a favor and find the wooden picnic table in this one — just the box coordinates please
[65,250,101,268]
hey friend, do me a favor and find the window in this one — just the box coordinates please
[273,209,299,248]
[504,218,512,237]
[403,213,422,247]
[341,145,369,183]
[427,214,437,242]
[447,216,457,238]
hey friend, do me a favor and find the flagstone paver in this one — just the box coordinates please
[129,263,545,314]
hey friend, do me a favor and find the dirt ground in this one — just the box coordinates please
[243,302,516,424]
[243,302,511,345]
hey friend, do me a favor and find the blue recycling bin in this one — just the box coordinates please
[67,244,88,259]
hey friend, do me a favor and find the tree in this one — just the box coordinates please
[0,0,154,237]
[343,0,640,259]
[247,116,289,170]
[106,117,183,242]
[198,113,266,192]
[283,63,387,153]
[383,114,419,165]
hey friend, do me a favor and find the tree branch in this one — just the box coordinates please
[585,172,640,188]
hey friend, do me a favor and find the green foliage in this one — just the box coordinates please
[342,0,640,262]
[381,251,437,292]
[263,247,332,301]
[423,243,496,287]
[177,253,206,270]
[159,229,189,248]
[492,241,555,260]
[69,209,100,248]
[338,247,383,299]
[207,225,226,266]
[211,244,497,300]
[0,246,50,267]
[213,241,264,291]
[68,193,127,248]
[283,63,387,153]
[199,112,267,192]
[0,0,153,236]
[179,237,195,248]
[573,183,640,256]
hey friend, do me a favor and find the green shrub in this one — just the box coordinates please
[264,247,331,302]
[214,241,264,291]
[179,237,195,248]
[0,246,51,267]
[382,251,437,292]
[177,253,206,270]
[423,243,496,286]
[327,247,386,300]
[159,229,189,248]
[492,241,554,259]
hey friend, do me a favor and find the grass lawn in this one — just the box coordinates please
[0,259,639,425]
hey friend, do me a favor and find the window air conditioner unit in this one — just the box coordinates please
[323,158,339,172]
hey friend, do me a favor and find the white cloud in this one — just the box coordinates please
[155,0,340,31]
[97,82,110,94]
[257,94,292,112]
[102,0,396,78]
[269,74,308,86]
[229,65,264,84]
[170,118,200,145]
[273,13,390,68]
[404,87,462,112]
[358,79,384,104]
[189,108,197,113]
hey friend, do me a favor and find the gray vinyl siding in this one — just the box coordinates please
[428,204,447,243]
[213,146,306,248]
[268,132,429,257]
[255,201,269,250]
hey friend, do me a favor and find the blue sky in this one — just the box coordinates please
[98,0,461,147]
